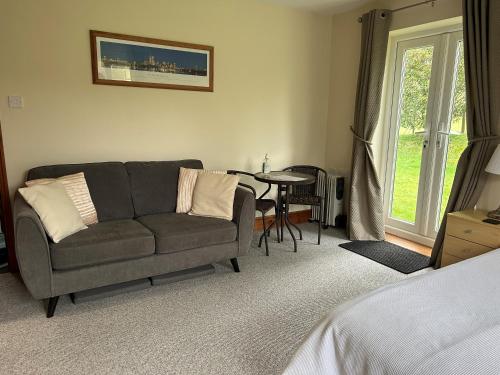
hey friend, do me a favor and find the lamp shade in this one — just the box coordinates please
[485,144,500,175]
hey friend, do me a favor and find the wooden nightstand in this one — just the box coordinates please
[441,209,500,267]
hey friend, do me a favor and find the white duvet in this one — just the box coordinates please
[283,249,500,375]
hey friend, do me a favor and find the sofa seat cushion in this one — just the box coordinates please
[50,220,155,270]
[137,213,237,254]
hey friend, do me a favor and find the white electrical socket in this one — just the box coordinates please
[8,96,24,108]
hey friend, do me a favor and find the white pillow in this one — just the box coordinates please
[176,168,226,213]
[26,172,98,225]
[18,181,87,243]
[189,172,239,221]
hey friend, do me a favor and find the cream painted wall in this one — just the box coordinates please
[0,0,332,199]
[325,0,499,211]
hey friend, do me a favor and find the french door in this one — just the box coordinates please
[384,29,467,244]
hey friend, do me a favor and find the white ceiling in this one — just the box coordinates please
[263,0,371,14]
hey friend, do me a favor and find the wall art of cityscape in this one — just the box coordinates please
[99,41,208,76]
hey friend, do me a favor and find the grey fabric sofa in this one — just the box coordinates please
[14,160,255,317]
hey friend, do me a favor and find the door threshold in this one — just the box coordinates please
[385,233,432,257]
[385,225,435,248]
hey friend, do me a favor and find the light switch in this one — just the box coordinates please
[8,96,24,108]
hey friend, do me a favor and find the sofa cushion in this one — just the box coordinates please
[176,168,226,213]
[18,181,87,243]
[49,220,155,270]
[137,213,237,254]
[27,162,134,221]
[125,160,203,217]
[26,172,98,226]
[190,172,239,220]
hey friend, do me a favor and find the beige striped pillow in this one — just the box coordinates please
[176,168,226,213]
[26,172,98,225]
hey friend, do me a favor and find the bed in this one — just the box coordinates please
[283,249,500,375]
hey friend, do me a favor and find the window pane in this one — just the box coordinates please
[437,41,468,228]
[390,45,434,224]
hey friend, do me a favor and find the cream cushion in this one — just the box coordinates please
[18,181,87,243]
[176,168,226,213]
[26,172,98,225]
[190,172,239,221]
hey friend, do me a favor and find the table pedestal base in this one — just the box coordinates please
[278,184,301,252]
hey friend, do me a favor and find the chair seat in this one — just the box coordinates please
[285,195,322,205]
[137,213,237,254]
[50,220,155,270]
[256,199,275,213]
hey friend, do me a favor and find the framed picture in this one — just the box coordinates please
[90,30,214,92]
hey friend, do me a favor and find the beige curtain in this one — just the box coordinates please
[431,0,500,267]
[349,9,391,241]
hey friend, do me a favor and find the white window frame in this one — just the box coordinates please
[378,17,463,247]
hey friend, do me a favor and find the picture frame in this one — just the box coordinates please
[90,30,214,92]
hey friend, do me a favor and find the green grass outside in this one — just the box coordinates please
[391,133,468,225]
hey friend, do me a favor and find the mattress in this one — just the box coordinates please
[283,249,500,375]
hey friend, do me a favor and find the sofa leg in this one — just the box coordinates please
[230,258,240,273]
[46,296,59,318]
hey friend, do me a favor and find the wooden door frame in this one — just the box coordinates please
[0,122,16,272]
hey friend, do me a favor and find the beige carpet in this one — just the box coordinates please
[0,224,410,375]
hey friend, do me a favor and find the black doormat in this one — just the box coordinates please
[339,240,430,274]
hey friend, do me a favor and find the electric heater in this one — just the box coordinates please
[312,172,345,227]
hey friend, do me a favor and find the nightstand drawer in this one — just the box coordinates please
[446,215,500,248]
[443,234,494,259]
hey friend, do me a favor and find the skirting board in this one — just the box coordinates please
[254,209,311,231]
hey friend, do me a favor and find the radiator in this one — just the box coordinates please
[312,173,345,227]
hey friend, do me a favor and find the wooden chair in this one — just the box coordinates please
[280,165,327,245]
[228,170,279,256]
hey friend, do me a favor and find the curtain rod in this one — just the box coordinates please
[357,0,437,23]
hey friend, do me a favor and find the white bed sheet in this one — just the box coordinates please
[283,249,500,375]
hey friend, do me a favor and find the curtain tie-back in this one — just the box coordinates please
[350,126,373,145]
[468,134,500,144]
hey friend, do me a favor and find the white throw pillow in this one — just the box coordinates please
[189,172,239,221]
[176,168,226,213]
[18,181,87,243]
[26,172,98,225]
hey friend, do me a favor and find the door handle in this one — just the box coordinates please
[414,130,430,148]
[436,130,450,149]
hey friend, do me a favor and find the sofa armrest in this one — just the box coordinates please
[232,187,255,256]
[14,193,53,299]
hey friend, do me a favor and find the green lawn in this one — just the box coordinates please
[391,134,468,224]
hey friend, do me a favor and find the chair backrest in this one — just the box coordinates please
[283,165,327,197]
[227,170,257,196]
[227,170,274,200]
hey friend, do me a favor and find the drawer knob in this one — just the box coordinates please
[464,229,473,234]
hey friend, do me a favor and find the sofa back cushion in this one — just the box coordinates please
[27,162,134,221]
[125,160,203,216]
